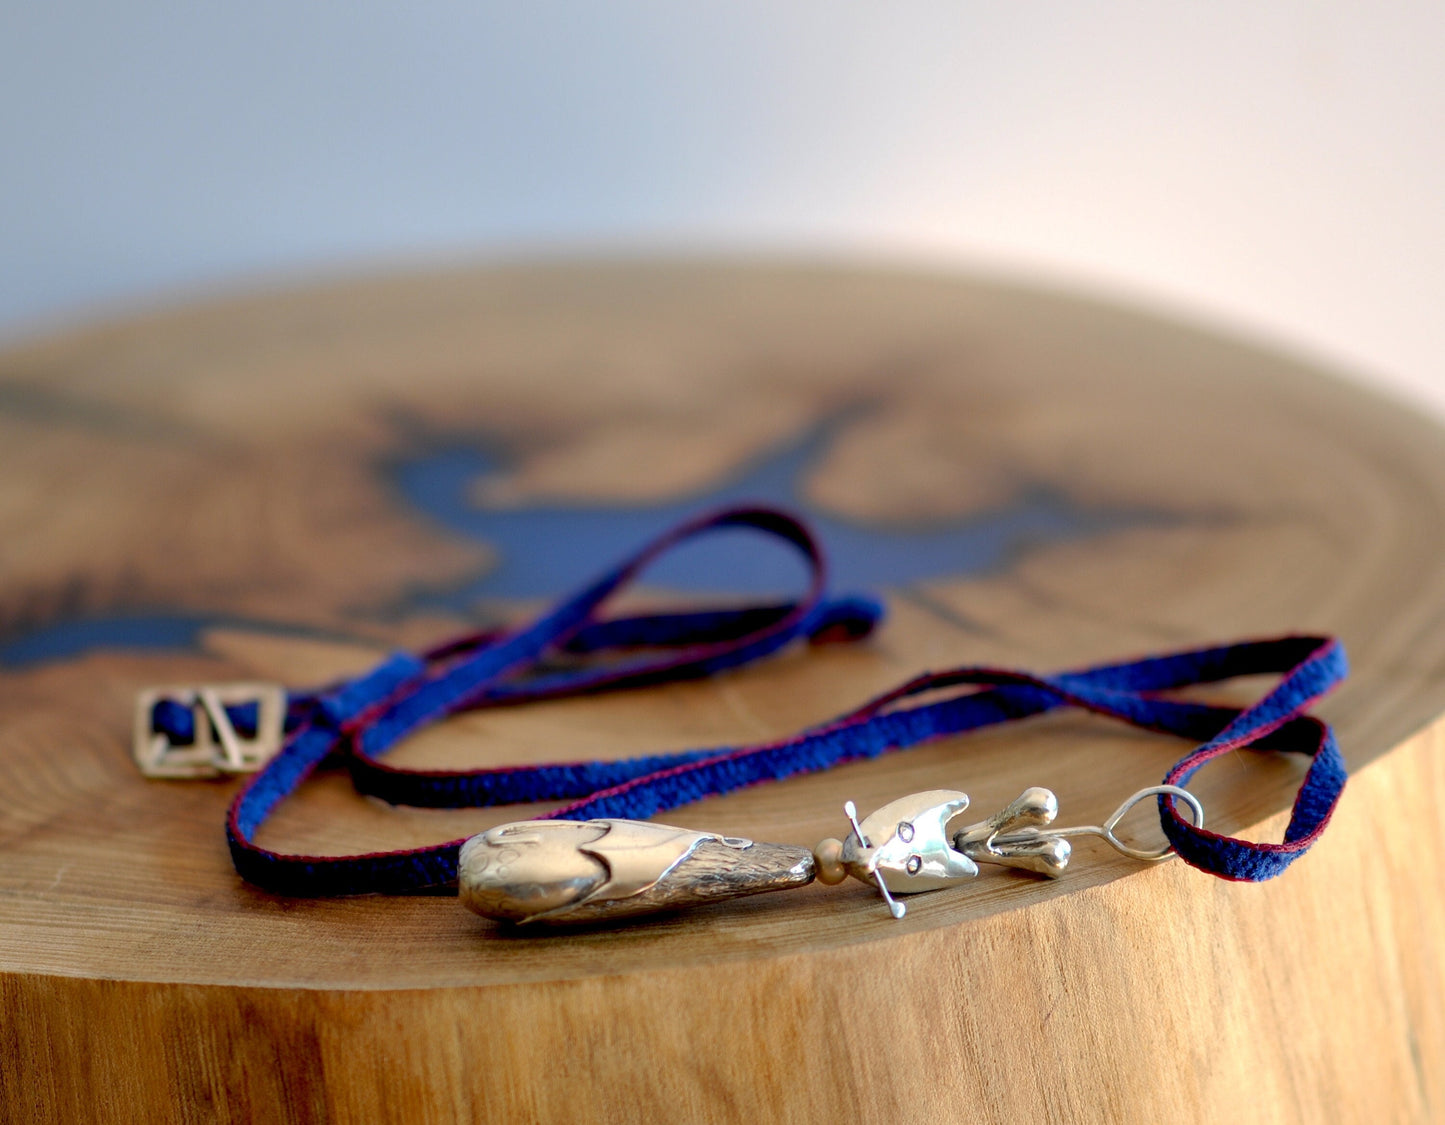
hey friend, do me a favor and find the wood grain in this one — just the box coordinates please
[1,261,1443,1121]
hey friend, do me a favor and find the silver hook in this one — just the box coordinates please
[993,784,1205,864]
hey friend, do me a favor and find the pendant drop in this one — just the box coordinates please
[457,784,1203,929]
[458,819,815,925]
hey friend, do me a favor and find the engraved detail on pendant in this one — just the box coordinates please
[458,819,816,925]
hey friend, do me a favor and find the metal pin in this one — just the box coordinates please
[875,878,906,919]
[842,799,906,918]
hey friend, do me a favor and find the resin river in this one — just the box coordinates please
[1,414,1171,669]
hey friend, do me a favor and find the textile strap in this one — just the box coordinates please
[215,505,1348,896]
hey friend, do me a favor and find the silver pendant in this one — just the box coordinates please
[457,819,814,925]
[458,784,1204,927]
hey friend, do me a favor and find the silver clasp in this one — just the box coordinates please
[956,784,1205,874]
[132,683,286,778]
[815,784,1207,920]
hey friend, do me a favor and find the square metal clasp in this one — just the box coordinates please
[133,683,286,779]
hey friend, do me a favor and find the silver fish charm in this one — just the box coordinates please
[458,818,815,925]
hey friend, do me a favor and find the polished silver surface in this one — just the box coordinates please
[133,682,286,779]
[458,818,816,925]
[831,789,981,918]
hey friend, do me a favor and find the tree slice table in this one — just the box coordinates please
[1,262,1441,1123]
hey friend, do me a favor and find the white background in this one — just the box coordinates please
[2,3,1441,413]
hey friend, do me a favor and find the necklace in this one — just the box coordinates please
[134,506,1348,928]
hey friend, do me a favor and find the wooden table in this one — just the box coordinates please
[1,262,1441,1122]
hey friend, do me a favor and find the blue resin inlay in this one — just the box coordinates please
[2,413,1174,668]
[386,417,1164,607]
[0,613,212,668]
